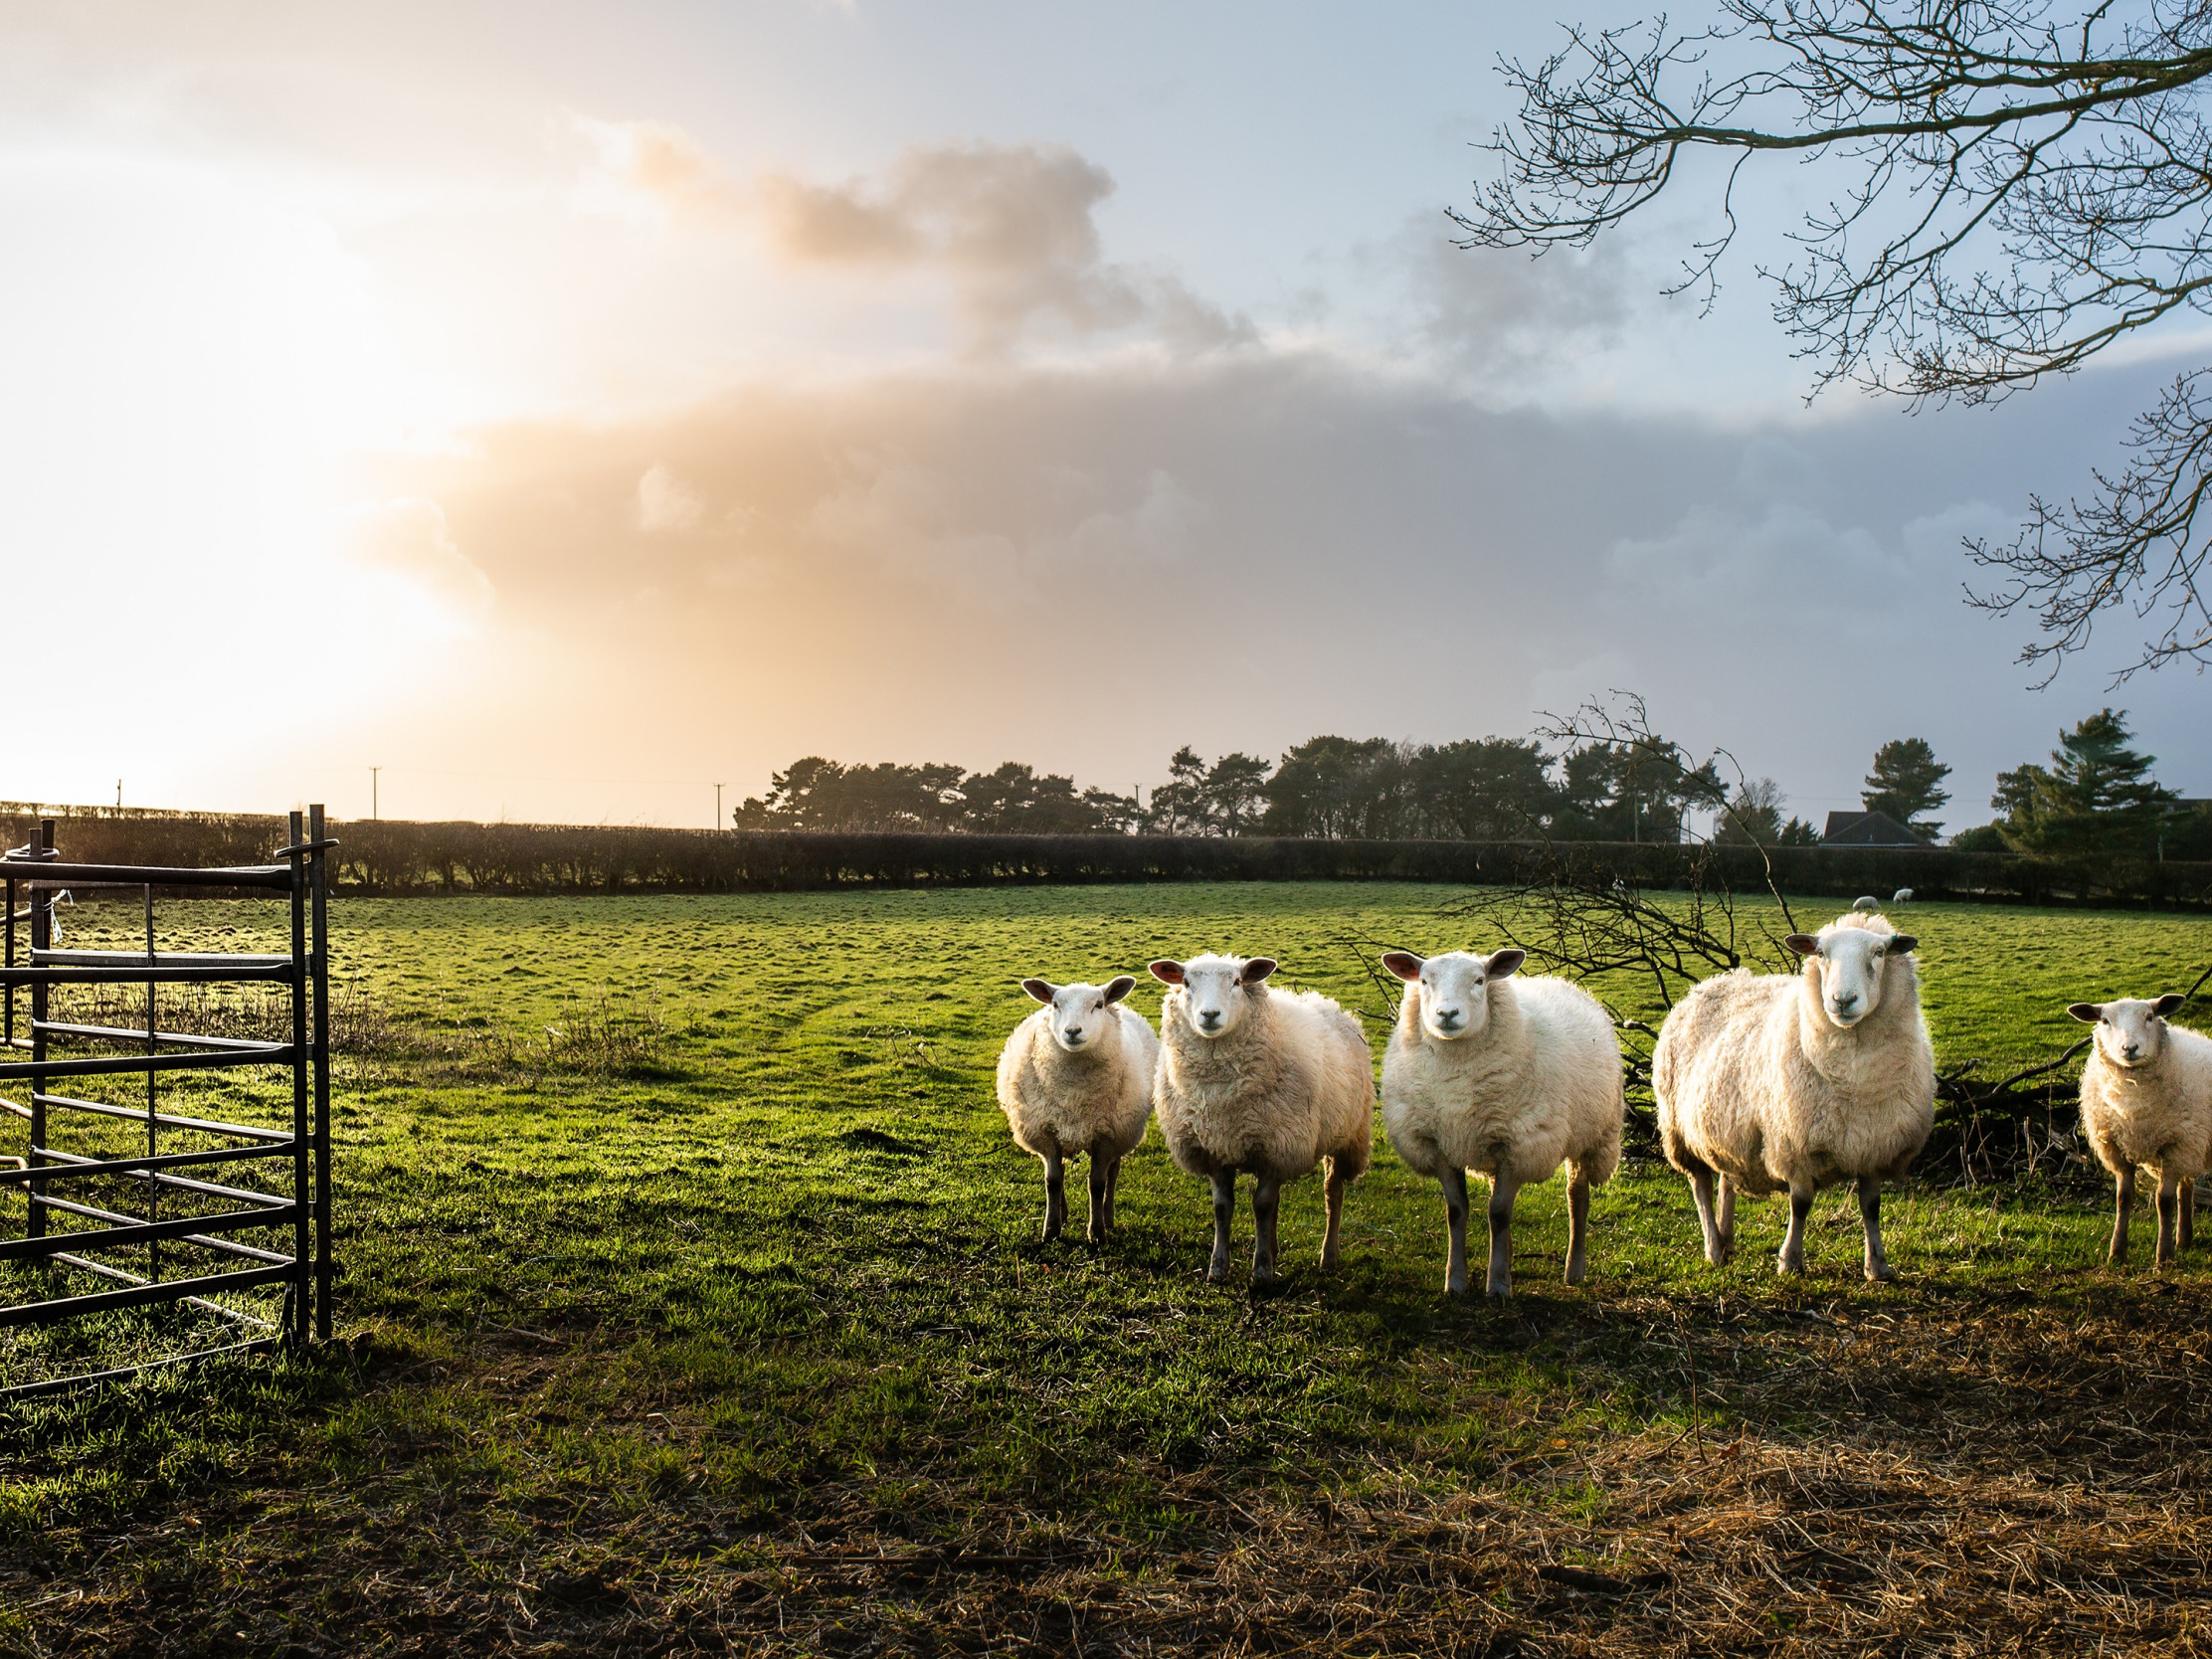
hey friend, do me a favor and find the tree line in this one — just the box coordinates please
[734,708,2206,860]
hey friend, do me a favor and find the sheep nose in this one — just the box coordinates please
[1064,1029,1085,1045]
[2123,1042,2140,1059]
[1834,992,1859,1012]
[1435,1009,1460,1028]
[1198,1010,1221,1029]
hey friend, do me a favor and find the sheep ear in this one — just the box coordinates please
[1485,948,1526,980]
[1239,957,1278,985]
[1885,935,1919,956]
[1380,951,1422,982]
[1102,975,1136,1005]
[2155,993,2187,1016]
[1783,934,1821,957]
[2067,1003,2104,1023]
[1020,979,1057,1004]
[1148,960,1186,986]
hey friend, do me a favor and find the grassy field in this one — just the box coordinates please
[3,882,2211,1656]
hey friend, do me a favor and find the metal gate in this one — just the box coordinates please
[0,807,334,1396]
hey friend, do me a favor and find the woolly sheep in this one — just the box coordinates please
[2066,994,2212,1267]
[1892,888,1914,905]
[1853,896,1881,912]
[1148,953,1374,1283]
[1379,949,1624,1297]
[1652,912,1934,1279]
[997,975,1159,1242]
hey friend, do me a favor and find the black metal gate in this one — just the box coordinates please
[0,807,334,1395]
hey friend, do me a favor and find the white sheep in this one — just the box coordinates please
[1853,895,1881,912]
[1653,912,1934,1279]
[1379,949,1623,1297]
[997,975,1159,1242]
[2067,994,2212,1268]
[1892,887,1914,905]
[1149,953,1374,1283]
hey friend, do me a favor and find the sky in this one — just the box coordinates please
[5,0,2209,833]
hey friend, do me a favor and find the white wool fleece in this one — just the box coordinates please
[1382,952,1623,1193]
[2072,996,2212,1189]
[1153,953,1375,1184]
[997,979,1158,1166]
[1654,912,1935,1197]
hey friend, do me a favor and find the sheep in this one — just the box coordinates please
[1892,887,1914,905]
[996,975,1159,1242]
[1853,896,1881,912]
[1379,949,1623,1297]
[1652,912,1934,1280]
[1148,953,1374,1283]
[2067,994,2212,1268]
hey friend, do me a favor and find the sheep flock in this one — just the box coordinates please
[994,908,2212,1294]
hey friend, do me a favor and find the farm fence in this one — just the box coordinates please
[0,810,335,1396]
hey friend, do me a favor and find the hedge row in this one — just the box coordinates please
[5,810,2212,906]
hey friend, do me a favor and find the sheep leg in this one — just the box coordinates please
[1041,1148,1067,1242]
[1207,1170,1236,1282]
[1485,1176,1522,1299]
[1776,1183,1813,1277]
[1439,1168,1471,1296]
[1689,1166,1726,1267]
[2110,1167,2134,1265]
[1565,1172,1591,1286]
[1715,1180,1738,1264]
[1251,1173,1282,1284]
[1104,1158,1122,1232]
[2182,1180,2196,1251]
[1858,1175,1895,1283]
[1085,1155,1111,1244]
[2156,1172,2181,1269]
[1319,1159,1348,1272]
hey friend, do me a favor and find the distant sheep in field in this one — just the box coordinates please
[1379,949,1623,1297]
[2068,994,2212,1268]
[997,975,1158,1242]
[1893,888,1914,905]
[1653,912,1934,1279]
[1853,896,1881,912]
[1149,954,1374,1283]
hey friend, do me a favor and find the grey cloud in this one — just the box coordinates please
[756,141,1255,353]
[367,349,2212,810]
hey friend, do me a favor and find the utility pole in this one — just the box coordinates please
[714,782,725,830]
[371,767,380,822]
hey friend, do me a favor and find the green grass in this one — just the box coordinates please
[2,883,2210,1655]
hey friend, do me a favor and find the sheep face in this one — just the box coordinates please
[1021,975,1137,1053]
[2068,994,2187,1067]
[1784,925,1918,1029]
[1150,953,1274,1039]
[1380,948,1526,1041]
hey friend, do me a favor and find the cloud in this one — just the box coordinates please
[358,348,2212,817]
[338,497,493,618]
[571,116,740,224]
[754,140,1254,353]
[636,462,705,532]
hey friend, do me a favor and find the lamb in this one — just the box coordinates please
[1149,954,1374,1283]
[1379,949,1623,1297]
[1652,912,1934,1279]
[2067,994,2212,1268]
[996,975,1159,1242]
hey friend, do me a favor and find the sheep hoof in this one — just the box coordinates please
[1775,1257,1805,1277]
[1206,1259,1231,1283]
[1486,1281,1512,1299]
[1865,1263,1896,1283]
[1564,1259,1587,1286]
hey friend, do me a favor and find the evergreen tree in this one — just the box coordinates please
[1993,710,2176,860]
[1861,739,1951,840]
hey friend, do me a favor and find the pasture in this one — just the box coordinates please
[3,882,2210,1656]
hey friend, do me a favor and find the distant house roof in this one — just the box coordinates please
[1823,810,1925,847]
